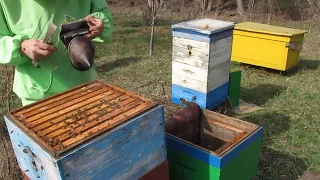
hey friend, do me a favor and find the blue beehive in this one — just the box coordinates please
[4,81,166,180]
[171,19,235,110]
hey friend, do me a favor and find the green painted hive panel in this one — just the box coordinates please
[166,109,263,180]
[167,138,262,180]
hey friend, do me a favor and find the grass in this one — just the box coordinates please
[1,6,320,180]
[96,10,320,179]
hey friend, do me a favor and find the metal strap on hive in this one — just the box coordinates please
[6,80,157,158]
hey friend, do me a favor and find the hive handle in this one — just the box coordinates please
[286,42,303,51]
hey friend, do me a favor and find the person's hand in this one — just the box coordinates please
[20,39,57,61]
[85,15,104,39]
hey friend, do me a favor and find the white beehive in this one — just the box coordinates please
[171,19,235,110]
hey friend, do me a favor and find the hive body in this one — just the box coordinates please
[165,108,263,180]
[231,22,308,71]
[171,19,235,110]
[5,81,166,180]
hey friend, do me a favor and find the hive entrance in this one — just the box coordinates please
[7,81,156,157]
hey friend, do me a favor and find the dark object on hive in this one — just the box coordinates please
[165,99,201,145]
[60,20,95,71]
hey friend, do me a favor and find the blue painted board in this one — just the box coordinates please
[172,28,233,43]
[4,118,64,180]
[60,105,166,180]
[166,127,263,169]
[76,129,166,180]
[171,83,229,110]
[5,105,166,180]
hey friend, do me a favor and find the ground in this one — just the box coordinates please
[1,4,320,180]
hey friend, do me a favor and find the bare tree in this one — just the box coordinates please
[237,0,245,16]
[149,0,163,56]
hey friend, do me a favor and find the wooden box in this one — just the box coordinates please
[4,81,166,180]
[171,19,235,110]
[231,22,308,71]
[166,109,263,180]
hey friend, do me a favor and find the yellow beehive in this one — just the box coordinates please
[231,22,308,71]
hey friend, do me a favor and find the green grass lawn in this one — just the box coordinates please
[0,8,319,180]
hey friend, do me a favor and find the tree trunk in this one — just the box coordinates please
[148,0,152,8]
[150,0,155,56]
[237,0,245,16]
[207,0,213,11]
[149,20,155,56]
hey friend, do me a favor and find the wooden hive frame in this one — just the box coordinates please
[5,80,158,158]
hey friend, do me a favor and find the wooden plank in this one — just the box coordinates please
[202,109,259,133]
[220,139,262,180]
[59,105,165,180]
[167,146,221,180]
[172,46,210,69]
[172,74,208,93]
[171,82,229,110]
[43,97,136,141]
[228,70,241,108]
[20,85,104,118]
[76,130,166,180]
[54,102,149,150]
[207,61,230,92]
[166,134,221,168]
[220,127,263,167]
[172,28,233,43]
[172,46,231,69]
[173,37,210,54]
[4,118,63,180]
[31,92,126,132]
[172,61,230,93]
[24,88,111,123]
[12,82,100,116]
[171,19,235,35]
[201,121,240,143]
[172,61,208,82]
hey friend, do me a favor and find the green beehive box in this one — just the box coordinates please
[166,109,263,180]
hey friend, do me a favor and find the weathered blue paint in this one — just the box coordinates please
[4,105,166,180]
[60,105,166,180]
[172,28,233,43]
[4,118,64,180]
[76,129,166,180]
[166,127,263,169]
[171,82,229,110]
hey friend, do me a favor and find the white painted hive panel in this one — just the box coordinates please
[172,61,230,93]
[172,36,233,69]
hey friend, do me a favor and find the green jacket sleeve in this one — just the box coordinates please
[0,6,29,66]
[90,0,113,43]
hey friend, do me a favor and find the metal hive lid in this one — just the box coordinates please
[6,80,157,158]
[171,18,235,35]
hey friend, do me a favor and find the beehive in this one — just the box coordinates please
[231,22,308,71]
[166,109,263,180]
[171,18,235,110]
[4,80,166,180]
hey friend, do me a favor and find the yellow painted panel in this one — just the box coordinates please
[231,33,287,71]
[234,22,308,37]
[231,22,307,71]
[286,48,300,70]
[233,29,291,42]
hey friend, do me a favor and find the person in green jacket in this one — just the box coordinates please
[0,0,113,106]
